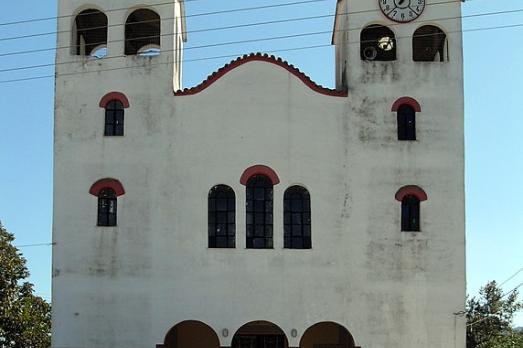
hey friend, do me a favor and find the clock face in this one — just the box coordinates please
[379,0,426,23]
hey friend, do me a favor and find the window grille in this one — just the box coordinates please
[246,175,273,249]
[104,100,124,136]
[402,195,420,231]
[98,188,117,226]
[208,185,236,248]
[397,104,416,141]
[284,186,312,249]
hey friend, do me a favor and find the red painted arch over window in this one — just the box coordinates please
[99,92,130,108]
[395,185,428,202]
[89,178,126,197]
[391,97,421,112]
[240,165,280,186]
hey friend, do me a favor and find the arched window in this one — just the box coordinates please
[397,104,416,141]
[208,185,236,248]
[104,100,124,136]
[413,25,447,62]
[360,25,396,61]
[90,178,125,226]
[74,9,108,58]
[396,185,427,232]
[232,321,289,348]
[98,188,117,226]
[284,186,311,249]
[300,322,356,348]
[246,175,273,249]
[402,195,420,232]
[160,321,220,348]
[125,9,161,56]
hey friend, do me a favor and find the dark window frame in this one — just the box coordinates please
[284,186,312,249]
[246,175,274,249]
[98,188,117,226]
[104,100,124,136]
[397,104,416,141]
[208,185,236,248]
[401,195,420,232]
[232,335,285,348]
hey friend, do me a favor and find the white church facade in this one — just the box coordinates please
[52,0,466,347]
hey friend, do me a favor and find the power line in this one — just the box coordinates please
[0,6,520,74]
[0,44,331,84]
[0,0,462,42]
[1,20,522,85]
[0,0,462,57]
[502,282,523,299]
[0,0,330,28]
[467,282,523,328]
[15,242,56,248]
[500,268,523,287]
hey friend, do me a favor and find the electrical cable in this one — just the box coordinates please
[0,7,521,74]
[1,18,522,85]
[0,0,467,54]
[0,0,330,28]
[467,282,523,327]
[500,267,523,287]
[15,242,56,248]
[502,282,523,299]
[0,0,463,42]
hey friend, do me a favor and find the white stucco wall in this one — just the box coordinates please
[53,1,465,348]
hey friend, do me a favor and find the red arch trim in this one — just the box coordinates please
[99,92,130,108]
[391,97,421,112]
[240,165,280,186]
[395,185,428,202]
[89,178,126,197]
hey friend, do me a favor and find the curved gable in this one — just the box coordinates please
[174,53,348,97]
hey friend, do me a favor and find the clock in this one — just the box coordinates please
[379,0,426,23]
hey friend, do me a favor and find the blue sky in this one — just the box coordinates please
[0,0,522,326]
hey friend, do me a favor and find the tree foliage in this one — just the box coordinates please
[467,280,523,348]
[0,222,51,348]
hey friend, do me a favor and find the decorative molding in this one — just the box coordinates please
[395,185,428,202]
[240,165,280,186]
[174,53,348,97]
[99,92,130,108]
[391,96,421,112]
[89,178,126,197]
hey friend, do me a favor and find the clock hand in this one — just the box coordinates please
[398,0,406,4]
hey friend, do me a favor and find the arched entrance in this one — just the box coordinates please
[232,321,289,348]
[299,322,356,348]
[159,320,220,348]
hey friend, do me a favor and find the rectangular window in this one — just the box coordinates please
[104,101,124,136]
[246,175,273,249]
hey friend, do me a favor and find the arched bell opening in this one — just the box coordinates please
[232,321,289,348]
[125,9,161,56]
[158,320,220,348]
[299,322,357,348]
[413,25,448,62]
[360,24,397,61]
[74,9,108,58]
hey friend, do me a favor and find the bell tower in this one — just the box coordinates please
[333,0,463,93]
[332,1,466,347]
[55,0,186,92]
[53,1,186,348]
